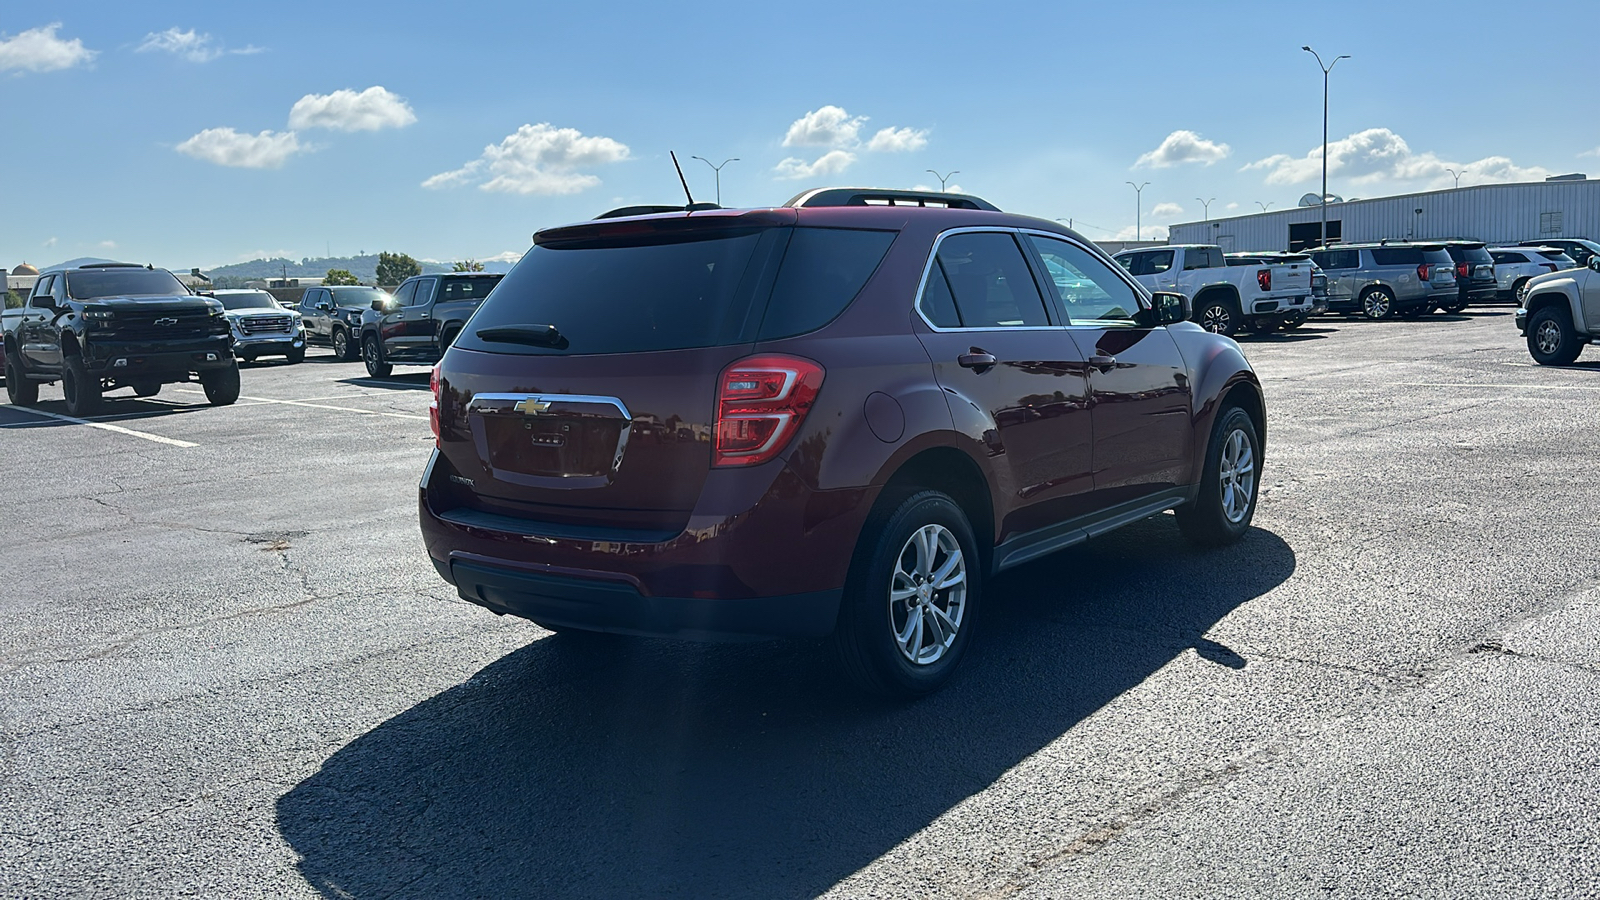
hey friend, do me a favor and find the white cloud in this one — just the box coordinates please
[98,240,117,250]
[137,28,221,62]
[424,123,630,195]
[867,126,928,153]
[0,23,96,73]
[1225,202,1240,210]
[1150,202,1185,219]
[479,250,525,264]
[1113,224,1170,241]
[910,183,965,194]
[176,127,305,168]
[1243,127,1550,190]
[1135,130,1231,169]
[783,106,867,148]
[289,86,416,132]
[43,236,57,248]
[773,150,857,181]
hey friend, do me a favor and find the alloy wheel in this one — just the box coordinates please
[1535,319,1563,356]
[888,524,967,666]
[333,330,348,358]
[1363,291,1392,319]
[1200,304,1231,334]
[1219,427,1256,524]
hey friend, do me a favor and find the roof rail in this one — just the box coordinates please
[78,262,145,269]
[784,187,1001,212]
[595,202,722,219]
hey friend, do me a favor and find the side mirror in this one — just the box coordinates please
[371,298,389,311]
[1139,291,1190,327]
[1589,257,1600,272]
[32,295,56,310]
[315,301,333,311]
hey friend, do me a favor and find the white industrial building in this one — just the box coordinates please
[1168,177,1599,253]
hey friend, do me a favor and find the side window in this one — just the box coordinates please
[928,232,1050,328]
[1147,250,1175,274]
[919,262,962,328]
[30,275,55,306]
[1319,249,1357,270]
[1114,253,1141,276]
[1028,236,1143,324]
[391,281,418,308]
[52,276,69,303]
[409,278,436,306]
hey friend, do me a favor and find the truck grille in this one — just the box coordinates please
[239,315,294,335]
[117,312,218,339]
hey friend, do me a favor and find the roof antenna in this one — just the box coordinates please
[670,151,696,214]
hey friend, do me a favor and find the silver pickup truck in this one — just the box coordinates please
[1114,244,1314,336]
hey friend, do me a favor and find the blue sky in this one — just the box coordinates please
[3,0,1596,270]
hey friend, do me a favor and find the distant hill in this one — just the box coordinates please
[41,257,123,272]
[204,254,520,286]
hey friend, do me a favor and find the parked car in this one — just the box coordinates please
[299,285,389,361]
[2,263,237,414]
[358,272,504,377]
[1306,242,1458,319]
[1489,247,1572,304]
[1516,256,1600,365]
[1518,238,1600,269]
[1225,251,1330,328]
[420,188,1266,697]
[204,289,305,363]
[1112,244,1314,336]
[1438,241,1497,313]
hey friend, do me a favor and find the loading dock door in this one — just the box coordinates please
[1289,220,1342,251]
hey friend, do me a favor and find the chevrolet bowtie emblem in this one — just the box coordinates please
[514,398,554,414]
[154,317,178,326]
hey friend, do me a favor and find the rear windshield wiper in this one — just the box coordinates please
[474,324,568,349]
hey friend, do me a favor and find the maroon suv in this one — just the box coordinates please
[419,188,1265,697]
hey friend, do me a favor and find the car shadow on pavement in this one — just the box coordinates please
[336,373,432,391]
[1237,328,1333,343]
[276,517,1295,899]
[0,395,222,428]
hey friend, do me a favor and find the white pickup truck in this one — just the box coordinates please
[1112,244,1315,336]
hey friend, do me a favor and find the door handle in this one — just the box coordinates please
[957,350,997,371]
[1089,354,1117,372]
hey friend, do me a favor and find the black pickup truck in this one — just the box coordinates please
[357,272,503,377]
[2,263,239,415]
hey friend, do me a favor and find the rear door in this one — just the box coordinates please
[913,229,1095,533]
[1025,234,1193,504]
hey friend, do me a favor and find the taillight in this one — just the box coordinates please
[714,354,824,468]
[429,363,441,445]
[1256,269,1271,291]
[1542,264,1558,273]
[1457,262,1470,279]
[1418,264,1431,281]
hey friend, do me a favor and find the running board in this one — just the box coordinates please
[991,489,1190,574]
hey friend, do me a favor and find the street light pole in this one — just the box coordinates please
[926,169,959,192]
[1055,216,1073,229]
[1256,201,1273,212]
[1303,45,1350,248]
[1126,182,1149,241]
[1445,167,1465,188]
[1197,197,1216,222]
[690,156,739,206]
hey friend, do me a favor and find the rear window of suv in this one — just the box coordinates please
[1370,247,1423,266]
[457,226,894,355]
[1445,245,1492,264]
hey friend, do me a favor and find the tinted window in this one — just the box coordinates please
[1370,247,1423,266]
[759,228,895,340]
[457,229,777,356]
[1490,252,1522,264]
[1538,251,1576,266]
[409,278,436,306]
[932,232,1048,328]
[1446,245,1492,264]
[920,263,962,328]
[64,268,188,299]
[218,291,278,310]
[391,281,418,307]
[437,275,502,304]
[1028,236,1142,324]
[1421,249,1455,267]
[1312,249,1358,270]
[328,287,390,308]
[30,276,54,306]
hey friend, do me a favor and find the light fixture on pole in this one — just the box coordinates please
[926,169,960,192]
[1445,167,1466,188]
[1303,45,1350,249]
[690,156,739,206]
[1197,197,1216,222]
[1126,181,1150,241]
[1256,201,1273,212]
[1055,216,1073,229]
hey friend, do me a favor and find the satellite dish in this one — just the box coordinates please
[1298,192,1343,207]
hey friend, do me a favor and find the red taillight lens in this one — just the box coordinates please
[1457,262,1470,278]
[714,354,824,467]
[1418,264,1431,281]
[1256,269,1271,291]
[1543,263,1558,273]
[429,363,441,444]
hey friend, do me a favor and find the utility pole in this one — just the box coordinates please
[1303,45,1350,249]
[1126,182,1150,241]
[926,169,960,192]
[690,156,739,206]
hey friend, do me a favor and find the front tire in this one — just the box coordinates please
[1195,297,1240,337]
[832,490,982,699]
[1175,405,1261,547]
[201,362,241,406]
[1360,287,1396,320]
[286,345,306,364]
[5,356,38,406]
[1526,306,1584,366]
[362,336,392,378]
[332,327,355,361]
[62,356,102,417]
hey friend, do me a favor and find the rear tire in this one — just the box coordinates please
[1195,297,1240,337]
[831,490,982,699]
[1526,306,1585,366]
[1442,299,1469,314]
[62,356,101,417]
[363,335,392,378]
[1360,287,1396,320]
[1175,405,1261,548]
[5,357,38,406]
[1513,278,1532,305]
[201,362,241,406]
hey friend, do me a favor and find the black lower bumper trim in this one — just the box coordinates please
[443,558,842,641]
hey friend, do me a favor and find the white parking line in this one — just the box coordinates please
[1,406,198,447]
[174,389,429,420]
[1388,382,1600,390]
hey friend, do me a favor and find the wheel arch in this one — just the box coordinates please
[1192,284,1242,311]
[876,445,996,574]
[1523,286,1578,323]
[60,330,83,357]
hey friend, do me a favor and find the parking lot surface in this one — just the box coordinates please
[2,310,1598,898]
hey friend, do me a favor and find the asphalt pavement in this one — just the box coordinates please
[1,310,1597,898]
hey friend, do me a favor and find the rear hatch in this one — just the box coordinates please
[1262,261,1312,295]
[433,210,895,534]
[1447,244,1496,288]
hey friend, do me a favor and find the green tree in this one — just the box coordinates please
[4,290,23,310]
[452,260,485,272]
[323,268,360,286]
[375,251,422,286]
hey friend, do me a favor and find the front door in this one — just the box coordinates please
[913,230,1095,540]
[377,280,418,358]
[1024,235,1194,506]
[1580,267,1600,331]
[393,277,437,359]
